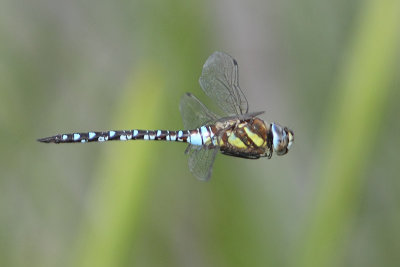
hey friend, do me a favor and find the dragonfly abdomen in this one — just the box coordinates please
[187,126,217,146]
[38,127,217,145]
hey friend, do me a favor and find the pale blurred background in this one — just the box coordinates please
[1,0,399,266]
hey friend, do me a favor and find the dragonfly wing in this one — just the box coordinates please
[216,111,266,123]
[186,145,218,181]
[180,92,219,129]
[199,51,249,116]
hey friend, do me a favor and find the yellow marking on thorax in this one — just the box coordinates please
[218,138,224,146]
[228,133,247,149]
[244,126,265,147]
[238,122,247,128]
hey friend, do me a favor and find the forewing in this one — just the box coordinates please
[199,51,249,116]
[180,93,219,129]
[186,145,218,181]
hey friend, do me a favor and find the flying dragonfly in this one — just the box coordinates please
[38,51,294,181]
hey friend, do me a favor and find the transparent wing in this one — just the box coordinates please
[179,93,219,129]
[199,51,249,116]
[186,145,218,181]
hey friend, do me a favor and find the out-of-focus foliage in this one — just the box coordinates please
[0,0,399,266]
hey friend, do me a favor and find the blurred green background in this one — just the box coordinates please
[1,0,399,266]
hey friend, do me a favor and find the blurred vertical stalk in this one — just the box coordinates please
[296,0,400,266]
[73,66,166,267]
[70,0,211,265]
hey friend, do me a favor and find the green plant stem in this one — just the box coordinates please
[296,0,400,266]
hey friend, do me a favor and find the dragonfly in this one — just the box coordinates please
[39,51,294,181]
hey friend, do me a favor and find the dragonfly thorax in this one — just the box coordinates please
[271,123,294,156]
[214,117,273,159]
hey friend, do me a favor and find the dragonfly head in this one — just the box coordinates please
[271,123,294,156]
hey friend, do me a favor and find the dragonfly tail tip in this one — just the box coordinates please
[37,136,56,143]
